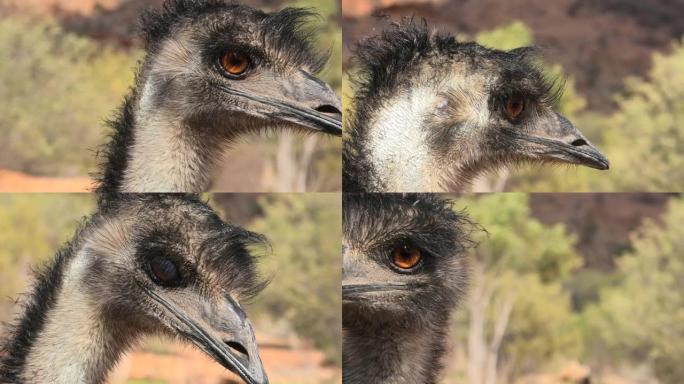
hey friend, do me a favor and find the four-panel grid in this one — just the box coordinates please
[0,1,682,383]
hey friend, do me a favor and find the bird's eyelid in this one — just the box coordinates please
[206,42,265,65]
[369,236,424,255]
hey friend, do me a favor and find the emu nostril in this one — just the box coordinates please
[226,341,249,360]
[315,104,342,115]
[571,139,588,147]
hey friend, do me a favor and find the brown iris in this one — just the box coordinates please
[220,51,250,77]
[504,95,525,120]
[391,242,423,270]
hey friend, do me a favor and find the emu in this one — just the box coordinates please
[97,0,342,193]
[0,194,268,384]
[342,193,472,383]
[343,21,609,192]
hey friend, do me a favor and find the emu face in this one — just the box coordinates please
[342,194,469,328]
[139,1,342,137]
[416,46,609,171]
[87,196,267,384]
[348,23,609,191]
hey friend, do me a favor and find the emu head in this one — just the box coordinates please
[347,22,608,191]
[87,195,268,384]
[342,193,470,330]
[138,0,341,137]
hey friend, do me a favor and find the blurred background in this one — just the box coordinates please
[0,193,341,384]
[342,0,684,192]
[0,0,341,192]
[443,193,683,384]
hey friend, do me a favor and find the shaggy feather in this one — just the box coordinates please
[94,92,138,204]
[343,193,477,383]
[140,0,325,71]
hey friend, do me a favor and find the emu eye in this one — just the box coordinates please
[504,95,525,120]
[149,257,181,286]
[220,51,250,77]
[390,242,423,271]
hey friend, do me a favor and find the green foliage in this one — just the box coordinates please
[602,40,684,191]
[476,21,533,50]
[461,194,581,281]
[0,195,94,298]
[453,194,582,378]
[0,16,139,175]
[583,197,684,383]
[247,194,341,364]
[497,273,582,375]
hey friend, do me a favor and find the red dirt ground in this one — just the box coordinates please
[110,339,340,384]
[0,169,93,193]
[3,0,118,15]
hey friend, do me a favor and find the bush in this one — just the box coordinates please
[0,16,139,175]
[246,194,342,364]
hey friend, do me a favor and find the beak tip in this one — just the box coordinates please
[597,156,610,170]
[590,160,609,171]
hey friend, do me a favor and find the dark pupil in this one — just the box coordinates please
[399,246,412,260]
[509,99,523,113]
[227,54,245,69]
[151,257,179,283]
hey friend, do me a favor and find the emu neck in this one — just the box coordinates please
[343,317,447,384]
[21,250,134,383]
[120,98,223,192]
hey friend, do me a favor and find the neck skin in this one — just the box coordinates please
[20,249,136,384]
[343,317,447,384]
[121,113,222,193]
[119,81,225,192]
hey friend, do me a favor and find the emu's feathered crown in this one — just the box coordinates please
[343,193,476,259]
[140,0,327,71]
[350,19,560,106]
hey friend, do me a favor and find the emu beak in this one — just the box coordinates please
[342,283,414,301]
[512,113,609,170]
[145,289,269,384]
[342,255,417,302]
[214,70,342,136]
